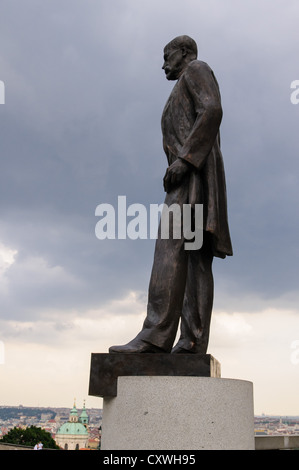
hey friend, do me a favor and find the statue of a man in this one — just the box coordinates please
[109,35,232,354]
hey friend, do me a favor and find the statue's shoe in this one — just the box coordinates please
[109,339,166,354]
[171,341,204,354]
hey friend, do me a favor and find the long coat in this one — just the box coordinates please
[161,59,233,259]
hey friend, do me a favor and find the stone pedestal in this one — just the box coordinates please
[101,376,255,450]
[88,353,254,450]
[89,353,220,397]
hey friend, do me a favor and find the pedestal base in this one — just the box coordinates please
[89,353,220,397]
[101,376,254,450]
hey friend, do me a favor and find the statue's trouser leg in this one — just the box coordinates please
[177,234,214,354]
[136,184,190,352]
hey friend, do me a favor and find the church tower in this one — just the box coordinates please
[79,400,89,427]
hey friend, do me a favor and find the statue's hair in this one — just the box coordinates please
[165,35,198,59]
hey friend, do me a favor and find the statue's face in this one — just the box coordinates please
[162,46,185,81]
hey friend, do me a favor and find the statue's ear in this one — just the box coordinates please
[181,47,187,58]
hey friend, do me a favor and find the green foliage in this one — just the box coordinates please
[0,425,60,449]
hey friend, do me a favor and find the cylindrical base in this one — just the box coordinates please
[101,376,254,450]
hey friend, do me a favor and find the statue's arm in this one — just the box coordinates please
[179,61,222,170]
[163,61,222,193]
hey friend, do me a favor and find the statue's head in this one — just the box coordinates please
[162,35,198,81]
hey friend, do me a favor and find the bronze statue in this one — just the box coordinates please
[109,35,232,354]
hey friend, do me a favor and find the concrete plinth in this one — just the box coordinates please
[101,376,254,450]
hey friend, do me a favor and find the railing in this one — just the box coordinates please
[0,442,57,450]
[255,435,299,450]
[0,442,33,450]
[1,436,299,450]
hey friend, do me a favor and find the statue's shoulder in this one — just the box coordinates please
[182,61,216,90]
[184,60,212,77]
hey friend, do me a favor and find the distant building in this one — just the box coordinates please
[55,401,89,450]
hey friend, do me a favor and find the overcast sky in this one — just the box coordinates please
[0,0,299,415]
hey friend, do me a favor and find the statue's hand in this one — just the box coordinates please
[163,158,189,193]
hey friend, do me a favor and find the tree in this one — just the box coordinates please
[0,425,60,449]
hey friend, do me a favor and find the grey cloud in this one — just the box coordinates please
[0,0,299,330]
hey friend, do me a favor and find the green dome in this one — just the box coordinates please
[56,421,88,436]
[56,401,89,437]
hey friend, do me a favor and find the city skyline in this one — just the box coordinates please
[0,1,299,415]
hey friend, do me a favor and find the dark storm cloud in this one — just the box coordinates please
[0,0,298,324]
[0,0,166,320]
